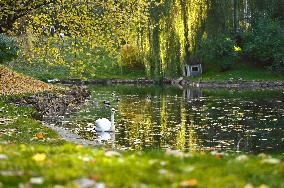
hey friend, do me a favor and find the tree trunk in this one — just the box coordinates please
[233,0,239,32]
[180,0,190,64]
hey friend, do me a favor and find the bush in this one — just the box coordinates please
[120,44,145,70]
[196,35,241,71]
[0,34,19,64]
[242,17,284,68]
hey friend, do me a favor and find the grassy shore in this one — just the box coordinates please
[6,61,284,82]
[188,63,284,81]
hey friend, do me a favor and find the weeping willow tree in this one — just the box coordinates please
[132,0,284,78]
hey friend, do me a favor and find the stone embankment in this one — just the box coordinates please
[53,78,156,85]
[179,80,284,88]
[48,77,284,89]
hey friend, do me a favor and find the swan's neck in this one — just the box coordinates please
[110,112,115,131]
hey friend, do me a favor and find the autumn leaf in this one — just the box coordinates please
[35,133,44,139]
[32,153,46,162]
[180,179,198,187]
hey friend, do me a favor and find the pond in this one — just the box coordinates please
[57,85,284,153]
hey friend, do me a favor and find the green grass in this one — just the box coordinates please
[0,144,283,188]
[6,57,147,81]
[0,97,283,187]
[187,62,284,81]
[9,60,284,82]
[0,100,65,145]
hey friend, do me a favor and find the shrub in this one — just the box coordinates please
[242,17,284,68]
[196,35,241,71]
[120,44,145,70]
[0,34,19,64]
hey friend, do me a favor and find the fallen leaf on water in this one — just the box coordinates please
[32,153,46,162]
[180,179,198,187]
[35,133,44,139]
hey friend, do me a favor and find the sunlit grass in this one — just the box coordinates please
[0,144,283,187]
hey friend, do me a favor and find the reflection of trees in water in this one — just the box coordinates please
[184,94,284,152]
[72,87,283,152]
[183,88,203,100]
[177,97,199,151]
[115,91,201,151]
[117,95,155,150]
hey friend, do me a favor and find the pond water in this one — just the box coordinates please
[58,85,284,153]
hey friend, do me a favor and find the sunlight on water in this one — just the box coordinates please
[57,85,284,153]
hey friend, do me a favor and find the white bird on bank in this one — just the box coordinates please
[95,108,116,132]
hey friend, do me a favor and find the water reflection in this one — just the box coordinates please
[59,85,284,153]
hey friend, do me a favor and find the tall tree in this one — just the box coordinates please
[0,0,58,33]
[180,0,191,64]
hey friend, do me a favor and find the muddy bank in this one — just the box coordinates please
[11,86,98,145]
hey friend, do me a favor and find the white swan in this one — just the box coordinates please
[95,108,116,132]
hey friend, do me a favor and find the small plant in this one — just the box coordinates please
[120,44,145,70]
[0,34,19,64]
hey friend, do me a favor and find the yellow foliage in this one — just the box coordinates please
[120,44,145,70]
[32,153,46,162]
